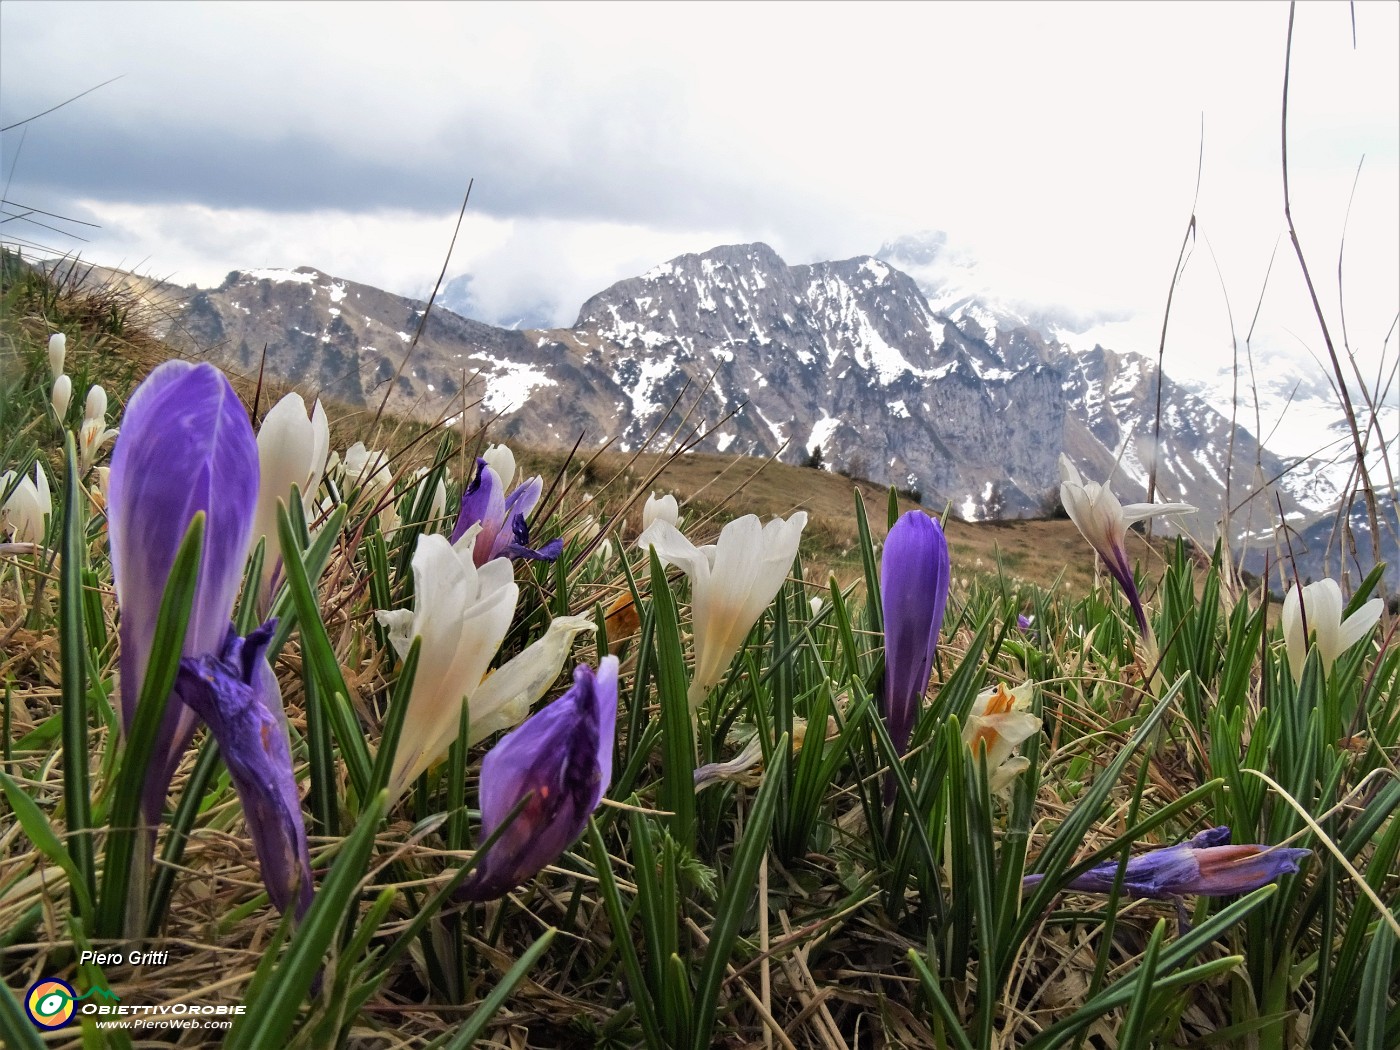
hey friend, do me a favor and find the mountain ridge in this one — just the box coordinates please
[67,241,1390,585]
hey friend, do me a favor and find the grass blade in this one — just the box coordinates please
[58,434,94,911]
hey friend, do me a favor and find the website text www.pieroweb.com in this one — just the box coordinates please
[23,951,245,1033]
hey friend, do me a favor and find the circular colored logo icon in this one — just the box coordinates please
[26,978,77,1029]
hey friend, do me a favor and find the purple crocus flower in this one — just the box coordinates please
[460,656,618,901]
[448,457,563,567]
[108,361,312,918]
[880,510,950,757]
[175,622,313,917]
[1023,826,1310,899]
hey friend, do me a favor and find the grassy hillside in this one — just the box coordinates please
[2,252,1394,1050]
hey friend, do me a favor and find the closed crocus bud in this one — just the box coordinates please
[84,383,108,425]
[0,464,52,544]
[249,393,331,606]
[1023,826,1310,900]
[881,510,950,756]
[51,374,72,423]
[638,512,807,710]
[375,528,519,800]
[48,333,66,380]
[481,443,517,489]
[642,492,679,531]
[461,657,618,901]
[1281,578,1383,683]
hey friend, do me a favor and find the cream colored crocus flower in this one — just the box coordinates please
[344,441,399,534]
[376,527,519,801]
[0,464,51,544]
[1058,455,1194,637]
[249,393,331,605]
[52,374,72,423]
[344,441,391,497]
[467,614,596,744]
[963,682,1040,795]
[638,511,807,709]
[48,333,66,380]
[642,491,680,531]
[1281,579,1383,683]
[78,384,119,472]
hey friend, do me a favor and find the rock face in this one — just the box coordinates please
[156,244,1337,551]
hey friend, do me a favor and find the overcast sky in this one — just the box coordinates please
[2,1,1396,380]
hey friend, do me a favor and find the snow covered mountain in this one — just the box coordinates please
[150,241,1391,585]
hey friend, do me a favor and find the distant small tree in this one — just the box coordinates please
[1040,487,1068,520]
[805,444,825,470]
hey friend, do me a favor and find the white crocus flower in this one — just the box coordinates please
[375,527,519,800]
[466,614,596,744]
[638,511,807,709]
[78,384,119,472]
[47,333,66,380]
[249,393,331,605]
[0,464,51,544]
[1058,455,1195,636]
[962,682,1041,795]
[1281,579,1384,683]
[344,441,391,497]
[51,374,72,422]
[642,492,680,531]
[481,443,516,489]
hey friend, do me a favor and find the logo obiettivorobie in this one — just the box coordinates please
[25,978,77,1029]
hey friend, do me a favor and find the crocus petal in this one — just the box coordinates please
[1331,598,1384,660]
[642,492,680,531]
[881,510,950,755]
[636,519,712,580]
[693,734,765,791]
[380,531,518,800]
[448,458,506,556]
[1281,586,1308,682]
[461,657,618,900]
[249,393,331,606]
[701,514,808,706]
[108,361,259,820]
[964,681,1040,791]
[1024,826,1309,899]
[482,443,516,489]
[84,384,108,424]
[496,474,561,562]
[466,615,597,745]
[175,622,312,918]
